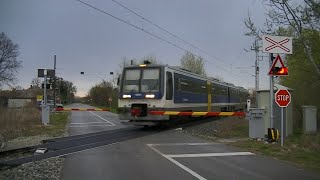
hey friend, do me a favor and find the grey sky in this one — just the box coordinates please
[0,0,269,97]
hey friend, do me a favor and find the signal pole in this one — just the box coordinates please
[53,55,56,109]
[250,39,260,106]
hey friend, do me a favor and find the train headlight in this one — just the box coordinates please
[145,94,155,98]
[123,94,131,98]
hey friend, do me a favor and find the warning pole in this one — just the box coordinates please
[281,107,284,146]
[270,53,274,128]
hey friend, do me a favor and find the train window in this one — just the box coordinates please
[141,69,160,92]
[166,72,173,100]
[123,69,140,92]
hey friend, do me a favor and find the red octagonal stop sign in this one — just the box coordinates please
[275,89,291,107]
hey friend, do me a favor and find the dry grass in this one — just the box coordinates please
[0,106,41,141]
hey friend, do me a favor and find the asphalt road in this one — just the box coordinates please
[66,103,126,136]
[61,104,320,180]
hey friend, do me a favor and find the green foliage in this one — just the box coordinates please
[56,77,77,104]
[180,51,206,76]
[280,29,320,127]
[87,80,118,109]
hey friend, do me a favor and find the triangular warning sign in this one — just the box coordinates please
[268,55,288,76]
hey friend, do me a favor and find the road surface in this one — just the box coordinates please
[61,104,320,180]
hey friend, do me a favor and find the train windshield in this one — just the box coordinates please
[122,68,160,92]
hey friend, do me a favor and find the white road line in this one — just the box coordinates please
[147,144,207,180]
[150,143,218,146]
[70,122,110,125]
[89,111,116,126]
[167,152,254,158]
[69,124,115,128]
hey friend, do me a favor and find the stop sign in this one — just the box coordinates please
[275,89,291,107]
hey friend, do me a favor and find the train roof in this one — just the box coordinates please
[124,64,248,90]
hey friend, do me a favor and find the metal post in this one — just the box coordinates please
[281,107,284,147]
[254,39,259,93]
[270,53,274,128]
[42,69,49,125]
[44,71,47,107]
[53,55,56,109]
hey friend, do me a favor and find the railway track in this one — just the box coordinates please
[0,127,159,170]
[0,116,220,171]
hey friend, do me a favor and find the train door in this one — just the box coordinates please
[166,72,173,100]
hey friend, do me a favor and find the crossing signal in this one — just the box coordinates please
[270,67,288,76]
[268,54,289,76]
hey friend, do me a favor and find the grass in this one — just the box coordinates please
[21,112,69,137]
[90,104,118,114]
[213,117,249,138]
[230,133,320,171]
[0,106,69,142]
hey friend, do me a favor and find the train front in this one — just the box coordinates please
[117,65,167,126]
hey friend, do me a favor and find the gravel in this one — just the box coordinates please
[0,134,68,179]
[0,135,53,153]
[0,157,64,180]
[183,116,249,141]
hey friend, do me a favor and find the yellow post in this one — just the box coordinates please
[207,81,212,112]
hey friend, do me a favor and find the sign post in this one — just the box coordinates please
[275,89,291,146]
[262,35,292,133]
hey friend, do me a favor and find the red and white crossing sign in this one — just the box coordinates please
[262,35,292,54]
[268,55,288,76]
[275,89,291,107]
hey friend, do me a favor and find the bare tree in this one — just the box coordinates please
[31,77,41,88]
[0,32,22,86]
[180,51,206,76]
[244,0,320,76]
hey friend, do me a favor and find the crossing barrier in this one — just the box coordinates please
[55,108,109,111]
[149,111,246,116]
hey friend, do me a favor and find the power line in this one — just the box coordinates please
[75,0,191,54]
[74,0,253,86]
[111,0,210,55]
[110,0,255,82]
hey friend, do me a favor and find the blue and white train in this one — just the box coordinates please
[117,64,249,126]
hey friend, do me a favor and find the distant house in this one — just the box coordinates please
[0,88,43,108]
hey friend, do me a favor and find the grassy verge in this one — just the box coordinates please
[230,133,320,171]
[89,104,117,114]
[21,112,70,137]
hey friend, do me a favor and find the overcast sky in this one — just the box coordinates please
[0,0,270,97]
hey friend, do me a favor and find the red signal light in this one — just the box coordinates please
[278,67,288,75]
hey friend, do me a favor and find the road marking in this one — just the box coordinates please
[147,144,207,180]
[89,111,116,126]
[150,143,218,146]
[69,124,115,128]
[167,152,254,158]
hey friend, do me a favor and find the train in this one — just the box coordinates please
[117,63,249,126]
